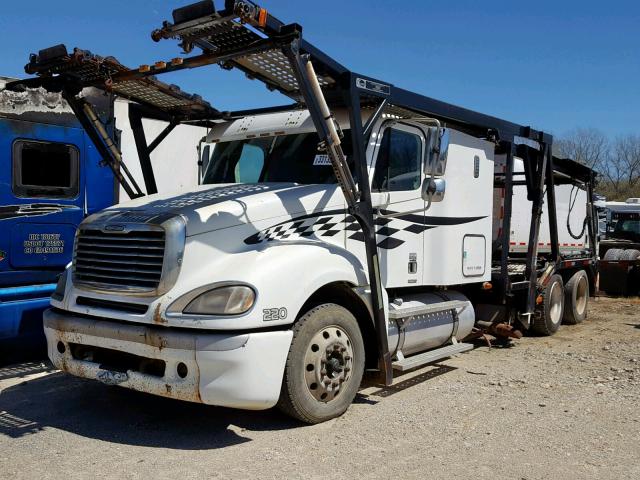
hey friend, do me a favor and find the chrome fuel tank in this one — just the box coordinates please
[387,291,475,357]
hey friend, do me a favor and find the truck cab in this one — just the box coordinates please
[599,208,640,296]
[45,108,491,419]
[0,85,115,356]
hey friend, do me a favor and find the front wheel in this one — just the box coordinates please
[277,303,365,424]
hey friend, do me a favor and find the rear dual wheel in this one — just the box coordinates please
[603,248,625,261]
[605,248,640,261]
[532,274,564,336]
[563,270,589,325]
[277,303,365,424]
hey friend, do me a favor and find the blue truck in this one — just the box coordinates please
[0,81,116,360]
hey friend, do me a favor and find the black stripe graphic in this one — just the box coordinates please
[0,204,78,221]
[244,209,487,250]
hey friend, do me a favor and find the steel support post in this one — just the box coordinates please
[524,146,549,314]
[499,142,515,302]
[284,39,392,384]
[344,77,392,385]
[545,144,560,264]
[129,106,158,195]
[62,90,143,199]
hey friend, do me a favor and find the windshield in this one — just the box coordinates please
[611,212,640,238]
[203,131,353,185]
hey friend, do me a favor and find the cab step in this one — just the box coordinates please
[392,342,474,372]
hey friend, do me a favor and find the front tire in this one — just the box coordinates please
[532,274,564,336]
[277,303,365,424]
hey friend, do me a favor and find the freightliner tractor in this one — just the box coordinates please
[6,1,598,423]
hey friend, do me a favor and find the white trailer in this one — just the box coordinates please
[114,100,205,199]
[494,157,589,255]
[17,1,598,423]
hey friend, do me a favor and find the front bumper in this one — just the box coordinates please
[43,308,293,410]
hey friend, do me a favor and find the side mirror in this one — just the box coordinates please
[199,144,211,184]
[421,177,446,202]
[425,128,450,176]
[435,129,450,175]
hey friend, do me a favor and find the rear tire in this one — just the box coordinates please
[603,248,624,261]
[563,270,589,325]
[621,250,640,296]
[277,303,365,424]
[620,249,640,261]
[532,274,564,336]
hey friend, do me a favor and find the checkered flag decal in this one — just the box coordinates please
[245,210,436,250]
[245,212,345,244]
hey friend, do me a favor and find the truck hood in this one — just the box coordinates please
[102,183,346,236]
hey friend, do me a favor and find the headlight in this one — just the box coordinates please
[182,285,255,315]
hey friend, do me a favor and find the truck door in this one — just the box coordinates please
[366,122,426,288]
[0,120,86,286]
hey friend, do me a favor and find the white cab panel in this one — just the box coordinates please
[422,130,494,285]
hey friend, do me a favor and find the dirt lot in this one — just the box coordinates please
[1,296,639,480]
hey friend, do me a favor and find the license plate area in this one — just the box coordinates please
[69,343,166,378]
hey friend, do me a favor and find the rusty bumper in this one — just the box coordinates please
[44,308,293,410]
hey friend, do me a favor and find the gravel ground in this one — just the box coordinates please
[1,296,639,480]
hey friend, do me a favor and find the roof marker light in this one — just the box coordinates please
[258,8,268,27]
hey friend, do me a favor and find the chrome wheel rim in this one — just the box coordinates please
[549,282,563,325]
[304,325,354,403]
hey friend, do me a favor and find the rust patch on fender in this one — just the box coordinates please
[153,304,167,325]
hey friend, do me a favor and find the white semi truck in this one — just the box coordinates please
[9,1,598,423]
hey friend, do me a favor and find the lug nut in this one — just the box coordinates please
[344,367,351,373]
[345,355,351,361]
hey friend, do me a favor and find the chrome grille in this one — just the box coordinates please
[73,228,165,291]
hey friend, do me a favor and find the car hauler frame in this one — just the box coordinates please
[7,1,598,416]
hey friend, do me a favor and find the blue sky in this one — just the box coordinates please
[1,1,638,138]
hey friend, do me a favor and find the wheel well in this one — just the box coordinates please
[298,282,379,369]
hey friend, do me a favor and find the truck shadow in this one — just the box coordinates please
[0,372,303,449]
[366,364,457,398]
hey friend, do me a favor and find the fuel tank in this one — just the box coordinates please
[387,291,475,357]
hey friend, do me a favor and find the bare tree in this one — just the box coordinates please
[554,127,609,171]
[613,134,640,190]
[553,128,640,199]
